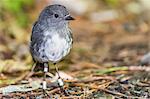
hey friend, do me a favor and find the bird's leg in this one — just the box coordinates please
[54,63,64,86]
[42,62,51,97]
[54,63,69,95]
[43,62,49,90]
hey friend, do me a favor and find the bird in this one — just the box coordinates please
[29,4,74,90]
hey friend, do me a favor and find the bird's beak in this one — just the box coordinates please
[65,15,75,20]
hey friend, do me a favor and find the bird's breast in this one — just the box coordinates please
[43,32,72,62]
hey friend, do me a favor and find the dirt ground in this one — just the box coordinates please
[0,0,150,98]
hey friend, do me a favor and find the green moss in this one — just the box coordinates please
[1,0,34,27]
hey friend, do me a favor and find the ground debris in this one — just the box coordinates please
[0,67,149,98]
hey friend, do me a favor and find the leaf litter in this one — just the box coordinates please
[0,0,150,98]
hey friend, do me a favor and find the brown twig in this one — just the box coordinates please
[47,88,60,94]
[60,96,82,99]
[65,76,115,83]
[100,88,142,99]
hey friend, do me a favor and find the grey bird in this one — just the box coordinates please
[30,4,74,90]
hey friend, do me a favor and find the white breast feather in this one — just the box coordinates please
[44,33,69,62]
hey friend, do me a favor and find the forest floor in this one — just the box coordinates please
[0,17,150,98]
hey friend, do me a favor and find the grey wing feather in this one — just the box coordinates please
[31,21,43,42]
[68,28,73,45]
[30,21,44,62]
[31,21,38,41]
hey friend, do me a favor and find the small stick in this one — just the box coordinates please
[100,88,141,98]
[25,63,36,79]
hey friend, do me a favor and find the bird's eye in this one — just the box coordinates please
[54,14,59,18]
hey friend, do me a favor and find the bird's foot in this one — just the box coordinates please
[42,89,50,98]
[57,78,69,96]
[42,81,51,98]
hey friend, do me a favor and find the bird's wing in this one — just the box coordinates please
[30,21,44,62]
[68,28,73,46]
[31,21,44,42]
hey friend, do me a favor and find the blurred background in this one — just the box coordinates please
[0,0,150,73]
[0,1,150,98]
